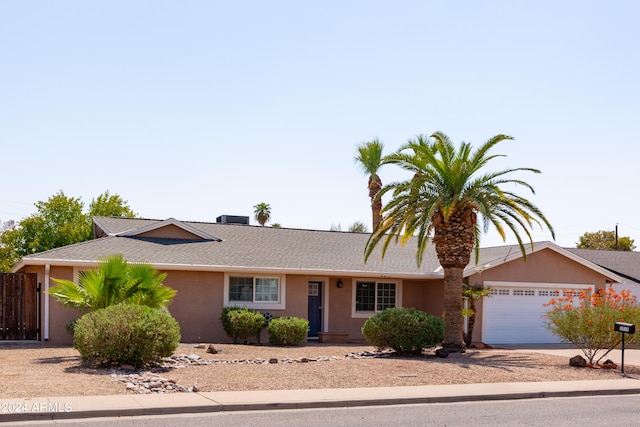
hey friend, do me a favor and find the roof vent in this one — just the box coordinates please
[216,215,250,225]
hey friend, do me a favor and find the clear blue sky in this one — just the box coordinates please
[1,1,639,249]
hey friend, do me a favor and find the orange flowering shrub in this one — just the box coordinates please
[544,287,640,365]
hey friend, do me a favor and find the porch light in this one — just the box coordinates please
[337,279,343,288]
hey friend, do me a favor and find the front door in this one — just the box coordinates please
[307,281,322,337]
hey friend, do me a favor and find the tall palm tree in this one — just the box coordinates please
[47,254,176,311]
[365,131,554,352]
[354,138,386,230]
[253,202,271,226]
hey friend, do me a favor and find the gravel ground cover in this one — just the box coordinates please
[1,342,637,398]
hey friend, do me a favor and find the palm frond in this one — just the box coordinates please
[364,131,554,267]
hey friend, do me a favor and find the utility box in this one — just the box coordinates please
[614,322,636,334]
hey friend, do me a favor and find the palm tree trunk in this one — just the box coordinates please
[443,266,465,352]
[372,197,382,230]
[464,300,477,347]
[369,176,382,230]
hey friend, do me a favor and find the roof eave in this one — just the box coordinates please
[13,258,444,280]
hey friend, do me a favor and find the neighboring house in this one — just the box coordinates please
[8,216,625,346]
[566,248,640,297]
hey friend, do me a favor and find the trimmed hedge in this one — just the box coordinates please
[268,316,309,346]
[220,306,265,344]
[361,307,444,355]
[73,304,181,367]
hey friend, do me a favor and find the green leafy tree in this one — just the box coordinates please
[89,191,136,218]
[0,191,135,272]
[253,202,271,226]
[0,220,17,272]
[21,191,89,254]
[354,138,387,230]
[348,221,369,233]
[462,284,491,347]
[47,254,176,312]
[365,132,554,352]
[577,230,635,251]
[544,287,640,365]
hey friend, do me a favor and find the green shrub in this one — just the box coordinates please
[361,307,444,355]
[268,316,309,346]
[73,304,181,367]
[220,306,265,344]
[65,317,79,336]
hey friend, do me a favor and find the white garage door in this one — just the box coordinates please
[482,284,591,344]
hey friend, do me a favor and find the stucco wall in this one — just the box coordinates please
[403,279,445,317]
[326,278,366,340]
[162,270,223,342]
[471,248,611,287]
[324,277,445,342]
[163,272,310,343]
[19,247,612,347]
[137,224,196,239]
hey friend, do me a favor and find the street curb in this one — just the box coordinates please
[211,387,640,412]
[3,386,640,423]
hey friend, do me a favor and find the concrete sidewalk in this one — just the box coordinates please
[2,379,640,423]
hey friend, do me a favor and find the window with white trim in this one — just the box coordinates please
[355,281,397,312]
[229,276,281,303]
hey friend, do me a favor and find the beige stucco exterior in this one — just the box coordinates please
[11,242,622,346]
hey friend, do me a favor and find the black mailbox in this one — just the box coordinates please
[614,322,636,334]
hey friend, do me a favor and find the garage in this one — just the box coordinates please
[481,282,594,344]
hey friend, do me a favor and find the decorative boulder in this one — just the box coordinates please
[569,355,587,367]
[206,344,218,354]
[601,359,618,369]
[435,348,449,358]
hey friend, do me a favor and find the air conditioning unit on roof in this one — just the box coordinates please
[216,215,250,225]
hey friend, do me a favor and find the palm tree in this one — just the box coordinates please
[47,254,176,311]
[354,138,386,230]
[462,284,491,347]
[253,203,271,226]
[365,131,554,352]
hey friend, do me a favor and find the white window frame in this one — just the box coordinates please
[351,278,402,318]
[223,273,286,310]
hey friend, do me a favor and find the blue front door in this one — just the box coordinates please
[308,281,322,337]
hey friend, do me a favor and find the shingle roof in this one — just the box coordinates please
[566,248,640,283]
[23,217,444,277]
[18,217,631,282]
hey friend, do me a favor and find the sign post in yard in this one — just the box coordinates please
[614,322,636,375]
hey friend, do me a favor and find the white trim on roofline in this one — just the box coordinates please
[92,217,112,236]
[12,258,444,279]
